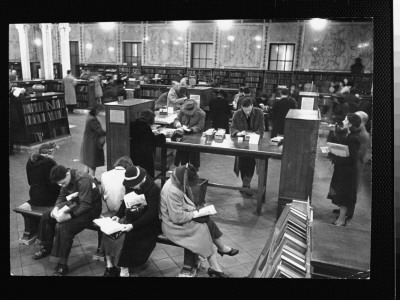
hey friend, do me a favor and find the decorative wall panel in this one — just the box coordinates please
[120,24,142,41]
[51,26,60,62]
[69,24,80,41]
[219,25,263,69]
[268,23,300,42]
[82,24,118,63]
[302,22,373,72]
[9,24,20,61]
[190,23,214,42]
[146,25,185,66]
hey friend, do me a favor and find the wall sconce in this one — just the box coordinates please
[108,46,115,52]
[217,20,233,30]
[177,36,183,41]
[86,43,93,49]
[254,36,262,41]
[173,21,190,31]
[99,22,115,30]
[143,36,149,41]
[256,45,261,49]
[173,41,180,45]
[227,35,235,42]
[309,18,328,31]
[161,39,166,44]
[34,38,42,46]
[222,45,228,48]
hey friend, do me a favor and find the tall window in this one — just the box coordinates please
[191,43,213,68]
[268,44,295,71]
[123,42,141,66]
[69,41,79,77]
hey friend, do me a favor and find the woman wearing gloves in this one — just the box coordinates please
[159,163,239,278]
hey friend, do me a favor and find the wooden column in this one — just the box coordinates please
[39,23,54,80]
[15,24,31,80]
[58,23,71,78]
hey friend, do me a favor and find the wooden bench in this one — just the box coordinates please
[13,202,201,277]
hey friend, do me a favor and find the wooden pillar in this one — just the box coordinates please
[15,24,31,80]
[58,23,71,78]
[39,23,54,80]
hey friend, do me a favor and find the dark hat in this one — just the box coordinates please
[181,99,196,114]
[174,163,198,185]
[39,142,56,154]
[123,166,147,188]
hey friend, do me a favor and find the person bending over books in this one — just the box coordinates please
[167,81,186,112]
[159,164,239,278]
[26,142,60,207]
[32,165,102,276]
[100,165,161,277]
[327,113,362,226]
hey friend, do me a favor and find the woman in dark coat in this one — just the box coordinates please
[327,113,362,226]
[26,142,60,206]
[209,89,231,133]
[80,103,106,177]
[130,109,166,178]
[101,165,161,277]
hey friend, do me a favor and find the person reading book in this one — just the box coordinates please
[159,163,239,278]
[32,165,102,276]
[327,113,362,226]
[100,165,161,277]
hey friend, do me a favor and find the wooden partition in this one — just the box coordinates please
[104,99,154,170]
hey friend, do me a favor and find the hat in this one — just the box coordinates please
[123,166,147,188]
[181,99,196,114]
[39,142,56,154]
[174,163,198,186]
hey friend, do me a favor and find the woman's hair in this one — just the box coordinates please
[113,156,133,169]
[140,108,155,125]
[89,103,105,116]
[346,113,362,128]
[49,165,68,183]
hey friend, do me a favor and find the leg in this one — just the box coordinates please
[19,215,41,245]
[257,159,267,214]
[161,145,167,187]
[334,206,347,226]
[35,208,57,248]
[207,252,222,272]
[179,248,199,277]
[93,231,105,261]
[346,202,355,219]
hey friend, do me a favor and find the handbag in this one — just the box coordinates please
[171,130,184,142]
[97,136,106,149]
[125,203,146,223]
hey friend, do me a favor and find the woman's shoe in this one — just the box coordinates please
[53,264,69,276]
[331,220,346,227]
[208,268,229,278]
[103,266,119,277]
[217,248,239,257]
[32,248,50,260]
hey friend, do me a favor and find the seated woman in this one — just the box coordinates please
[26,142,60,207]
[160,163,239,278]
[101,165,161,277]
[130,109,166,178]
[100,156,133,214]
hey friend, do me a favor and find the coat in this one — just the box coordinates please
[167,88,184,111]
[270,96,297,138]
[116,176,161,267]
[80,114,106,169]
[209,96,231,133]
[155,92,168,110]
[159,176,214,258]
[327,127,362,208]
[62,74,77,105]
[130,117,166,178]
[356,126,371,191]
[26,155,60,206]
[92,75,103,98]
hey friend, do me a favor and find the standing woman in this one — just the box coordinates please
[327,113,362,226]
[91,73,103,104]
[80,103,106,177]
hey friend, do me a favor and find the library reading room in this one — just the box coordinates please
[9,19,373,279]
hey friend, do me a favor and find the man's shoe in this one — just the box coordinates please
[103,266,119,277]
[208,268,229,278]
[53,264,69,276]
[32,248,50,260]
[240,185,253,196]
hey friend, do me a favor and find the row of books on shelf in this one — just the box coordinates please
[230,78,245,84]
[24,113,46,125]
[77,94,89,101]
[77,85,88,92]
[246,77,261,82]
[141,89,163,97]
[49,126,68,138]
[47,109,65,121]
[28,132,44,143]
[22,102,46,113]
[47,99,64,110]
[52,84,64,91]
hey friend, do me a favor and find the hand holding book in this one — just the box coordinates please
[193,205,217,218]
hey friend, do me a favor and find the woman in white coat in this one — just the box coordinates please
[160,163,239,278]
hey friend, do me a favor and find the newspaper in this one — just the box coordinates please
[93,217,125,235]
[327,142,349,157]
[193,205,217,218]
[123,191,147,208]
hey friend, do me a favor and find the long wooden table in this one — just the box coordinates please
[159,132,282,214]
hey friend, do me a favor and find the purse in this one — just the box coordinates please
[125,203,146,224]
[97,136,106,149]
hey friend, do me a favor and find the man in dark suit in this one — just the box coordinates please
[270,88,297,138]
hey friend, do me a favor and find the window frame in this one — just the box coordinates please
[268,43,295,71]
[191,43,213,68]
[122,42,142,66]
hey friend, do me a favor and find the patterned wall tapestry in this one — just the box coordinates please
[82,24,117,63]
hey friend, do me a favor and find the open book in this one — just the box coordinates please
[193,205,217,218]
[93,217,125,236]
[327,142,349,157]
[123,191,147,208]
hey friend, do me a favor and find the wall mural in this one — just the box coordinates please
[190,23,214,42]
[83,24,117,63]
[120,24,142,41]
[146,26,185,66]
[302,23,373,72]
[9,25,20,61]
[219,25,263,68]
[51,26,60,62]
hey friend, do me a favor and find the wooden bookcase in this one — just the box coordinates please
[119,65,141,78]
[278,109,320,217]
[140,84,170,99]
[10,92,70,146]
[75,81,96,109]
[12,80,54,94]
[53,63,62,79]
[248,200,313,278]
[187,68,213,83]
[244,70,264,95]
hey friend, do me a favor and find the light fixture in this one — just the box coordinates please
[177,36,183,40]
[108,46,115,52]
[222,45,228,48]
[310,18,327,30]
[173,41,180,45]
[254,36,262,41]
[227,35,235,41]
[256,45,261,49]
[99,22,115,30]
[217,20,233,30]
[312,46,318,51]
[34,38,42,46]
[143,36,149,41]
[86,43,93,49]
[173,21,190,31]
[161,39,166,44]
[357,42,370,48]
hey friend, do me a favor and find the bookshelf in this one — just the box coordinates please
[9,62,23,80]
[140,84,170,99]
[248,200,313,278]
[12,80,54,94]
[187,68,213,83]
[75,81,96,109]
[119,65,141,78]
[53,63,62,79]
[10,92,70,146]
[244,70,264,95]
